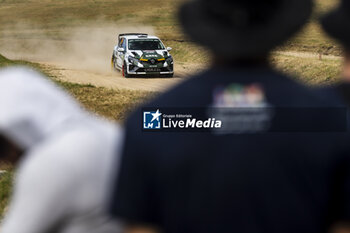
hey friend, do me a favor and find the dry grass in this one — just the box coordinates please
[0,0,183,29]
[0,0,343,63]
[58,81,156,122]
[272,52,342,86]
[280,23,342,56]
[277,0,341,55]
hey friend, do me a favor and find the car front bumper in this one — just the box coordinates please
[127,64,174,75]
[128,71,174,75]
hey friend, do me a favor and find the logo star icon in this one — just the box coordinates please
[151,109,162,122]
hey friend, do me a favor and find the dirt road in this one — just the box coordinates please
[40,62,204,92]
[0,24,205,92]
[31,49,343,92]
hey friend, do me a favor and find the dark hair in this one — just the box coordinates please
[0,134,22,159]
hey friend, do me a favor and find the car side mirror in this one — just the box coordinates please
[117,47,125,52]
[167,47,172,51]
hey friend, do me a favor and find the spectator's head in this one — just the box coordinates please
[321,0,350,79]
[0,67,84,164]
[179,0,313,65]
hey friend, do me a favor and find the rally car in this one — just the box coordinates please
[111,33,174,77]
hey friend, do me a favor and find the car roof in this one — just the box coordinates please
[123,35,159,40]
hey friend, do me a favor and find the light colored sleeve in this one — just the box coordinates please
[0,132,81,233]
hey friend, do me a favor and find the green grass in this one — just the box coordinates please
[0,54,31,67]
[0,169,13,220]
[0,54,48,74]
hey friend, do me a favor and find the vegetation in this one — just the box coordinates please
[0,0,345,220]
[0,0,342,64]
[271,52,342,86]
[58,81,155,122]
[0,54,33,67]
[0,165,13,220]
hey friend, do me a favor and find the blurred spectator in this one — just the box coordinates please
[110,0,350,233]
[320,3,350,232]
[0,67,123,233]
[322,0,350,105]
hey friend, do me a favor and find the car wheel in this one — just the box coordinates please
[111,55,117,71]
[122,62,130,78]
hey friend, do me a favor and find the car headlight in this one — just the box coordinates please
[128,56,139,65]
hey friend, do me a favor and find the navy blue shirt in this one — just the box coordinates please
[111,67,350,233]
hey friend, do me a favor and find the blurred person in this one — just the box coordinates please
[0,67,123,233]
[321,3,350,232]
[322,0,350,105]
[110,1,350,233]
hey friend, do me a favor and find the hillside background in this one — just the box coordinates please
[0,0,344,84]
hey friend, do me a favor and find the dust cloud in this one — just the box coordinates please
[0,21,155,73]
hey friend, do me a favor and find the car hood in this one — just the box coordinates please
[128,50,168,59]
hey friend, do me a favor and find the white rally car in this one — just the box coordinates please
[111,33,174,77]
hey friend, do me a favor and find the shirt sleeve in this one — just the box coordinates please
[109,116,159,226]
[0,136,78,233]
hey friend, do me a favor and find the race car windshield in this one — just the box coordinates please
[128,39,165,50]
